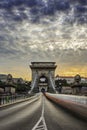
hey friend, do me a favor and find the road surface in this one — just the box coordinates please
[0,93,87,130]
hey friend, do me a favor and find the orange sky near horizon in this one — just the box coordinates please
[1,64,87,81]
[0,0,87,81]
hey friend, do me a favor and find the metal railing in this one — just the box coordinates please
[0,94,29,106]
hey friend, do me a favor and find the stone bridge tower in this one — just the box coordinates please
[29,62,57,93]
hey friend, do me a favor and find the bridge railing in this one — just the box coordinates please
[0,94,27,105]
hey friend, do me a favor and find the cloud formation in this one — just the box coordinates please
[0,0,87,78]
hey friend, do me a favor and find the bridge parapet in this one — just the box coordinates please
[45,93,87,121]
[46,93,87,105]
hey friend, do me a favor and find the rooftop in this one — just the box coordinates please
[31,62,56,64]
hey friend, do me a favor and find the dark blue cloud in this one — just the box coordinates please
[13,15,23,22]
[0,0,87,24]
[76,5,87,13]
[55,0,70,11]
[77,0,87,5]
[30,0,70,18]
[30,7,40,15]
[0,0,42,22]
[0,0,22,9]
[0,0,37,9]
[73,5,87,24]
[0,36,5,41]
[78,16,87,24]
[12,12,28,22]
[25,0,37,7]
[0,0,70,12]
[36,0,70,15]
[30,16,40,23]
[69,0,87,5]
[42,2,55,15]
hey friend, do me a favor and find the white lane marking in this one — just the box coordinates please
[32,95,48,130]
[35,125,44,128]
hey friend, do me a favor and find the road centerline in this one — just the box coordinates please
[32,94,48,130]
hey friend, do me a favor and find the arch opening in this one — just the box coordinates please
[38,75,48,92]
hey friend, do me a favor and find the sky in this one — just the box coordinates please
[0,0,87,80]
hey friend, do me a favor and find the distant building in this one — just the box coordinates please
[81,77,87,83]
[0,74,7,82]
[0,87,4,94]
[55,76,74,84]
[0,74,25,84]
[13,78,25,84]
[0,74,25,94]
[0,84,15,94]
[55,75,87,84]
[5,84,15,94]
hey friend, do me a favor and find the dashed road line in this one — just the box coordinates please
[32,95,48,130]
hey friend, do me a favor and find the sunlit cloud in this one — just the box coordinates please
[0,0,87,79]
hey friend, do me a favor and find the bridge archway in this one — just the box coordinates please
[29,62,57,93]
[39,75,48,92]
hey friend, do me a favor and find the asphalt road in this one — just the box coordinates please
[0,93,87,130]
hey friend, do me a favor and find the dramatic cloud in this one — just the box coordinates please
[0,0,87,79]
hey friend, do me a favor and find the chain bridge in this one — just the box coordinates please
[29,62,57,93]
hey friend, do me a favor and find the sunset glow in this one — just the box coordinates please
[0,0,87,80]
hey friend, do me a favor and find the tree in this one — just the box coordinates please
[16,81,31,93]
